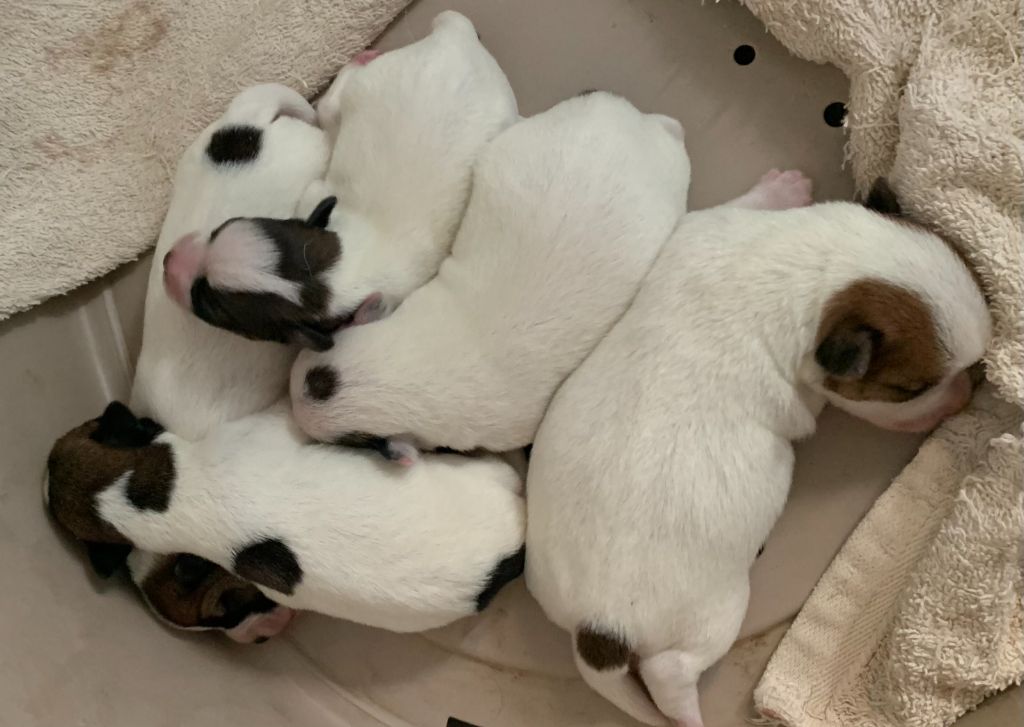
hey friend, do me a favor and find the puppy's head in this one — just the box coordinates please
[128,551,295,643]
[162,197,358,351]
[46,402,169,567]
[808,181,991,432]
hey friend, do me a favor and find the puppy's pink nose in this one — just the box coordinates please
[353,49,381,65]
[163,232,206,310]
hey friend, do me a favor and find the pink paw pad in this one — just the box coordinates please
[352,50,381,66]
[750,169,814,210]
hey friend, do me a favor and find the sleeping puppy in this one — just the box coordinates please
[524,178,991,727]
[129,551,294,644]
[289,91,691,455]
[63,83,328,637]
[132,83,329,439]
[161,11,518,351]
[46,401,526,633]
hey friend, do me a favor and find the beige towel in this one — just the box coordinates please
[0,0,410,319]
[740,0,1024,724]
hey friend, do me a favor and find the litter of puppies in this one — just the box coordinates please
[42,11,991,727]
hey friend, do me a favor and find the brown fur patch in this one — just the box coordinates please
[140,554,275,630]
[816,279,945,402]
[47,421,134,543]
[576,624,632,671]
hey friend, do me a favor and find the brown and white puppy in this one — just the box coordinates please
[128,552,293,644]
[525,180,991,727]
[46,401,526,633]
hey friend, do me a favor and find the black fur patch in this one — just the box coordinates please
[334,432,398,460]
[863,177,902,215]
[576,624,631,671]
[577,88,599,96]
[304,365,339,400]
[85,541,132,578]
[475,545,525,611]
[125,442,175,512]
[233,538,303,595]
[206,125,262,164]
[91,401,164,448]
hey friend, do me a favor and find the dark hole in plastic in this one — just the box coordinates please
[733,44,756,65]
[824,101,847,127]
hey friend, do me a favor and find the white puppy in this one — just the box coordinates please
[47,401,526,633]
[290,91,691,454]
[525,179,991,727]
[132,84,329,440]
[161,11,518,351]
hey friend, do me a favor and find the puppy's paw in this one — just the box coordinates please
[748,169,813,210]
[383,437,420,467]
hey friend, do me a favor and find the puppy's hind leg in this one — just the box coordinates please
[723,169,812,211]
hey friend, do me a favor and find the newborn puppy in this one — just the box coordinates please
[291,91,691,454]
[46,401,526,632]
[524,179,991,727]
[129,551,294,643]
[162,11,518,351]
[111,84,328,637]
[133,83,330,439]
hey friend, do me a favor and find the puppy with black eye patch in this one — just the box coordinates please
[131,83,330,440]
[162,10,518,352]
[524,179,991,727]
[289,90,691,456]
[46,401,526,633]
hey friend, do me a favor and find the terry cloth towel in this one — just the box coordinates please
[0,0,411,320]
[739,0,1024,724]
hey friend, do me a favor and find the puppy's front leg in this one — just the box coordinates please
[723,169,813,210]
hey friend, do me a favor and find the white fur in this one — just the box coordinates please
[96,404,525,632]
[299,10,518,316]
[525,203,990,726]
[203,222,302,303]
[131,84,330,440]
[291,91,691,452]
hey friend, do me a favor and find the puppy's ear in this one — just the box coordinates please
[863,178,901,215]
[815,324,876,380]
[305,196,337,229]
[289,323,335,351]
[91,402,164,448]
[85,542,132,578]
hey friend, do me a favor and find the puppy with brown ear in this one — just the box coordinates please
[46,401,526,633]
[525,180,991,727]
[128,552,294,643]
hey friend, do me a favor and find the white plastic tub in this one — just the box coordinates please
[5,1,1015,725]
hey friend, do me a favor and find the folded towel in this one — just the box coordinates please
[0,0,410,319]
[741,0,1024,723]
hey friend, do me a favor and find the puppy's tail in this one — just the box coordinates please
[639,650,705,727]
[573,626,667,726]
[574,625,706,727]
[221,83,317,128]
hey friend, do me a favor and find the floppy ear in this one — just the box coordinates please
[863,178,901,215]
[305,196,338,229]
[91,402,164,448]
[289,323,335,351]
[815,324,876,380]
[85,542,132,578]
